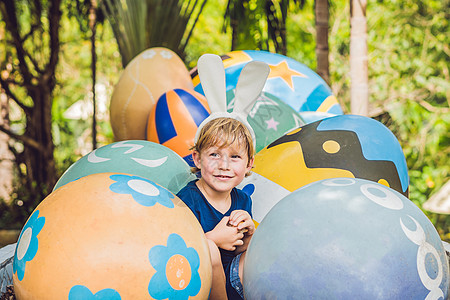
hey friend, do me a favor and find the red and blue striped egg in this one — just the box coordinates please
[147,89,210,166]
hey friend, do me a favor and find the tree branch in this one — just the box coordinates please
[0,124,45,153]
[419,100,450,114]
[0,77,32,115]
[25,49,44,75]
[0,0,33,85]
[43,0,62,82]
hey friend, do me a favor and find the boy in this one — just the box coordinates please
[177,116,255,300]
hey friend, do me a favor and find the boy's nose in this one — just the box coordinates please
[218,156,230,169]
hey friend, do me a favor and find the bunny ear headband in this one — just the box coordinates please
[194,54,270,149]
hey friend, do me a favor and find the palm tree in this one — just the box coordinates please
[0,92,13,202]
[350,0,368,116]
[223,0,304,55]
[100,0,207,67]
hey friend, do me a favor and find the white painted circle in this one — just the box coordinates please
[17,227,33,260]
[361,183,404,210]
[322,178,356,187]
[179,279,186,289]
[417,242,443,292]
[128,180,160,196]
[142,49,156,59]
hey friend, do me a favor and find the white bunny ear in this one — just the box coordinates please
[233,61,270,117]
[197,54,227,113]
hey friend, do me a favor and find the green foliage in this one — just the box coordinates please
[224,0,268,50]
[367,0,449,213]
[184,0,231,68]
[100,0,207,66]
[222,0,305,54]
[285,0,316,69]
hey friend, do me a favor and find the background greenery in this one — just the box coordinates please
[1,0,448,241]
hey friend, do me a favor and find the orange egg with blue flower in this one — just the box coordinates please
[13,173,211,299]
[147,88,210,166]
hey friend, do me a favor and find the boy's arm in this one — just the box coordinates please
[228,210,255,254]
[234,231,252,254]
[206,216,245,251]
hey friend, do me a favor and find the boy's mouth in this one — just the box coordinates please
[215,175,232,179]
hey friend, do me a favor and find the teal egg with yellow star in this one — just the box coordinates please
[53,140,196,194]
[191,50,343,117]
[13,173,212,299]
[226,89,306,153]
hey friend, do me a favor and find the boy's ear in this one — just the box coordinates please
[192,151,201,169]
[247,156,255,171]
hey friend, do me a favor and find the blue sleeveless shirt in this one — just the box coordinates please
[176,180,252,268]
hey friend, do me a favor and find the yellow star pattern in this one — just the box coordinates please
[222,51,252,69]
[268,60,307,90]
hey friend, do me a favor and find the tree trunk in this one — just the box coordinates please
[231,17,238,50]
[90,0,98,150]
[0,0,62,210]
[23,85,57,202]
[280,0,288,56]
[315,0,330,84]
[0,92,13,202]
[350,0,369,116]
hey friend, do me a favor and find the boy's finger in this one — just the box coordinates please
[237,221,249,230]
[228,211,241,222]
[228,215,241,226]
[227,219,245,227]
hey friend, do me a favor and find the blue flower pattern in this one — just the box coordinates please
[68,285,121,300]
[242,183,255,197]
[13,210,45,281]
[148,234,202,299]
[109,174,174,208]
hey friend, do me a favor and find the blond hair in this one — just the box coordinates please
[191,117,255,176]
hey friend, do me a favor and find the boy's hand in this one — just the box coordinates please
[228,210,255,236]
[206,216,245,251]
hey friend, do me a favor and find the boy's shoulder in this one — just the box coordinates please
[232,186,252,202]
[178,180,197,191]
[176,180,199,200]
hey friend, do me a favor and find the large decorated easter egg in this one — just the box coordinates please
[226,90,305,153]
[13,173,212,299]
[147,88,210,166]
[110,47,193,140]
[192,50,343,117]
[53,140,196,194]
[253,114,409,197]
[237,172,290,226]
[243,178,449,299]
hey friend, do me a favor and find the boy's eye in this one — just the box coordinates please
[210,153,219,157]
[231,155,241,159]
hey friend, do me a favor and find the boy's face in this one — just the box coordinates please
[193,140,254,194]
